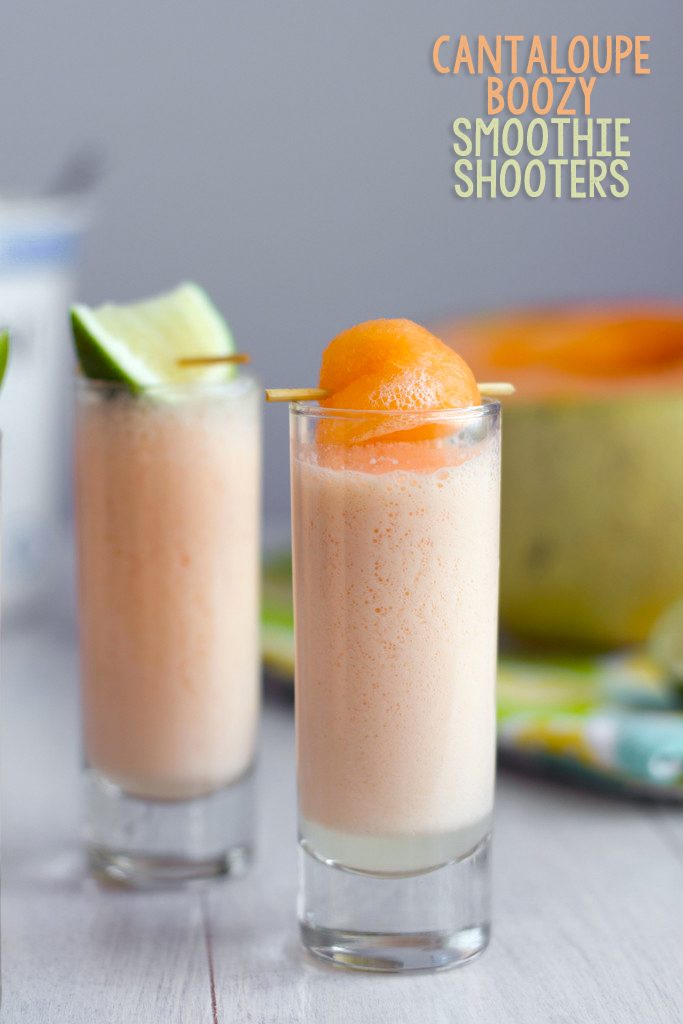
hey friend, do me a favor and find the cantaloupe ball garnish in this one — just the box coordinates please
[318,318,480,444]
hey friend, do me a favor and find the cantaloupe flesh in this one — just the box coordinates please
[432,304,683,649]
[317,318,480,445]
[435,304,683,400]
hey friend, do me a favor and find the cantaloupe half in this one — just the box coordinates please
[434,303,683,649]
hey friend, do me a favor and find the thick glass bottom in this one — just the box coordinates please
[298,831,491,972]
[84,766,254,890]
[88,844,251,889]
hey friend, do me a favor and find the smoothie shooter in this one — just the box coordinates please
[77,379,260,801]
[294,436,498,875]
[285,319,502,971]
[72,284,261,886]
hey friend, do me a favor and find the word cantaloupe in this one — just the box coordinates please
[436,304,683,649]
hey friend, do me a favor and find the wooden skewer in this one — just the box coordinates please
[265,382,515,403]
[176,354,515,400]
[177,355,515,400]
[177,353,250,366]
[265,387,330,402]
[477,381,516,397]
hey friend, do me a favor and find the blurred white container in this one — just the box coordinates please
[0,195,88,613]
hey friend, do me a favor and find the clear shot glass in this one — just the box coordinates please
[75,375,261,887]
[290,401,501,971]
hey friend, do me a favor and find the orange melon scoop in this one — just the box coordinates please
[317,318,481,445]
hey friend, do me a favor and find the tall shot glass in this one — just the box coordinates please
[75,375,261,887]
[291,401,501,971]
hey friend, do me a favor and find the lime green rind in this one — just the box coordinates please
[71,307,143,392]
[500,397,683,648]
[70,282,236,393]
[0,329,9,388]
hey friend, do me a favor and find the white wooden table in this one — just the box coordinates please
[2,609,682,1022]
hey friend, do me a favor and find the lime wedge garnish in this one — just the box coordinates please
[70,282,235,392]
[0,330,9,387]
[649,599,683,682]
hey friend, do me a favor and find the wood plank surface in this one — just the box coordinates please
[0,611,214,1022]
[2,613,681,1022]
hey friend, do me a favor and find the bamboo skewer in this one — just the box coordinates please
[265,387,330,402]
[177,353,250,366]
[175,354,515,400]
[265,383,515,403]
[476,382,516,397]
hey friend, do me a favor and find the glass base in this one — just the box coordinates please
[84,767,254,890]
[298,832,491,972]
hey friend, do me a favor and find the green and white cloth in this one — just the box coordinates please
[496,653,683,797]
[262,556,683,799]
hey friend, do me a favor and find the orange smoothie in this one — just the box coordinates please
[76,377,260,801]
[293,430,500,873]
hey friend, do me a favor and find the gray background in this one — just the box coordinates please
[1,0,680,526]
